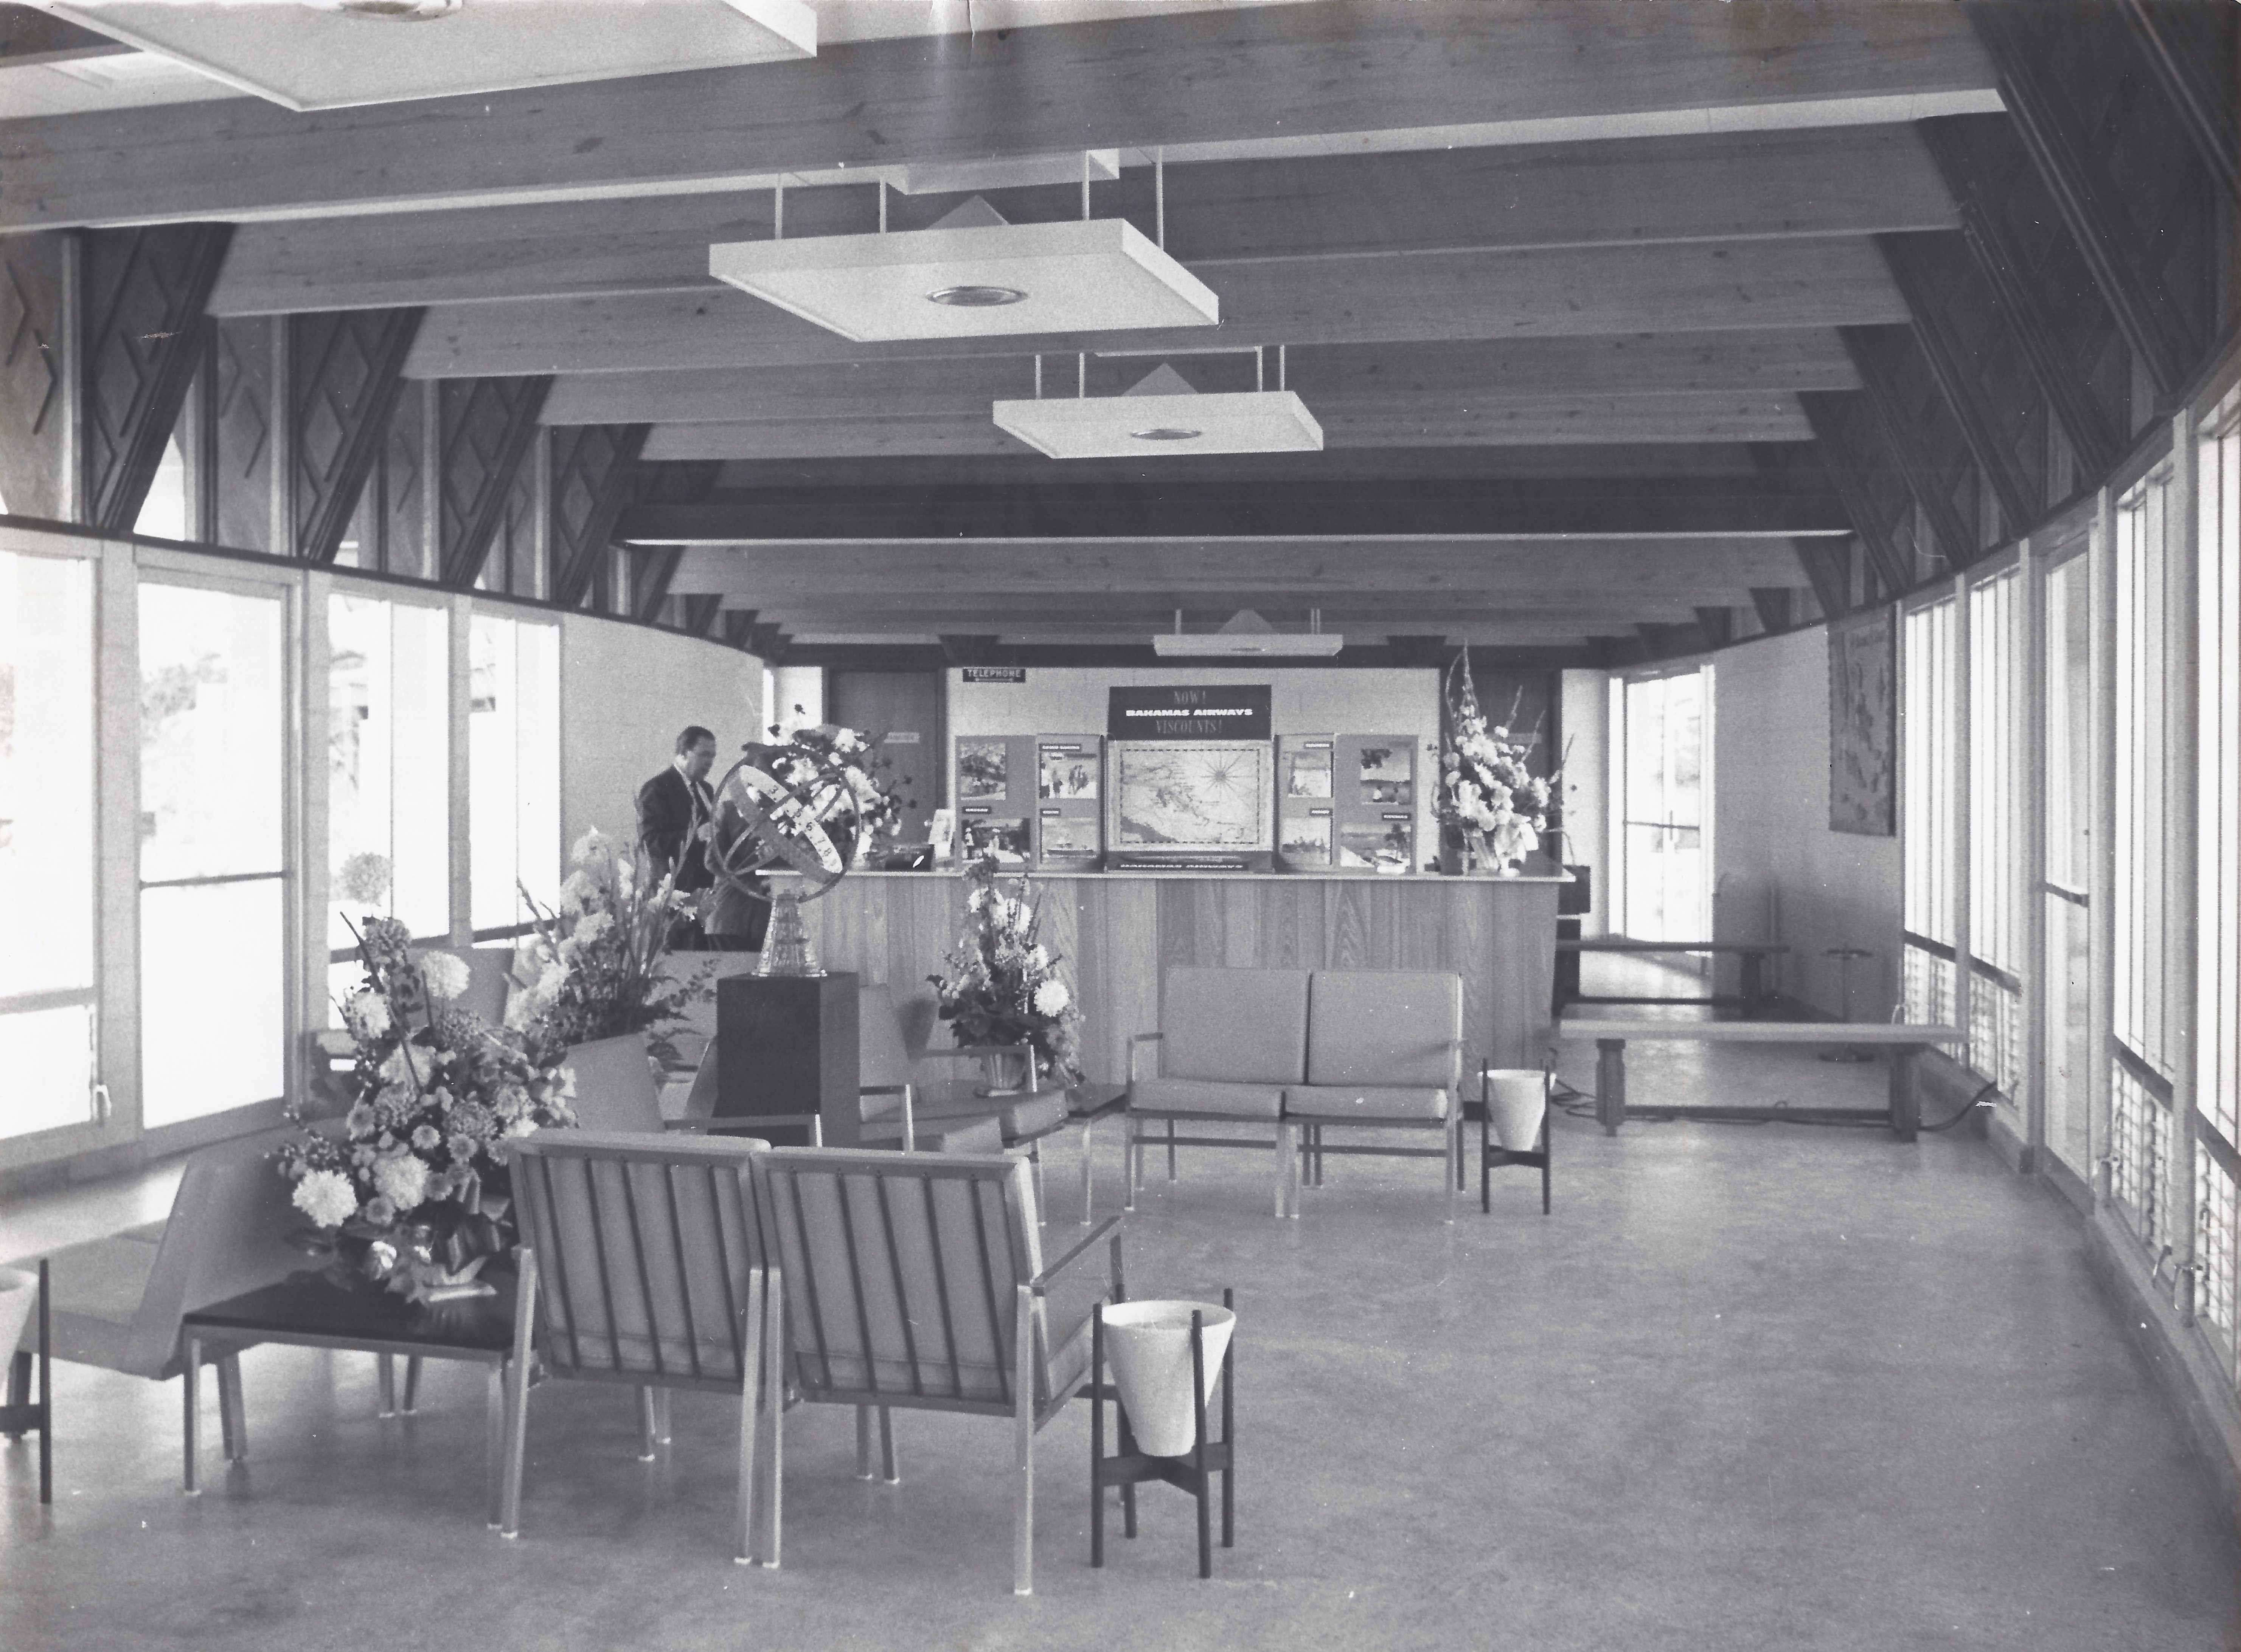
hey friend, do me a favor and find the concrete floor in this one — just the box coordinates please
[4,1042,2238,1652]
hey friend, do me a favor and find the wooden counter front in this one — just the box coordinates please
[787,870,1565,1081]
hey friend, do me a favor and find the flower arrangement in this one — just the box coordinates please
[926,857,1084,1085]
[507,828,711,1049]
[753,722,907,850]
[278,917,575,1301]
[1437,649,1555,870]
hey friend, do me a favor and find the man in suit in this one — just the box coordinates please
[637,725,719,898]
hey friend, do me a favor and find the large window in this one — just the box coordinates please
[138,578,289,1127]
[1901,597,1959,1025]
[327,589,450,1008]
[2042,549,2093,1180]
[1968,569,2023,1095]
[1617,667,1709,943]
[0,547,97,1140]
[468,611,559,934]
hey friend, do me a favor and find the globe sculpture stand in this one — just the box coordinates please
[706,741,875,979]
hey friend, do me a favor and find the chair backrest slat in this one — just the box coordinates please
[755,1148,1047,1409]
[510,1131,766,1387]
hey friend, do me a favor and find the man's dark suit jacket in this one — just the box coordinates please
[635,765,715,891]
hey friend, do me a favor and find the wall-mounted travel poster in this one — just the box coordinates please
[1338,817,1412,871]
[1110,741,1273,852]
[1280,812,1333,864]
[1040,748,1098,799]
[1357,742,1412,806]
[1039,814,1101,857]
[957,737,1010,801]
[1285,744,1332,798]
[961,814,1030,863]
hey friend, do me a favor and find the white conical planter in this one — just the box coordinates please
[0,1267,39,1363]
[1483,1070,1547,1151]
[1101,1300,1235,1458]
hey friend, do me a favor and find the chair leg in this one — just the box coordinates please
[216,1351,248,1462]
[1166,1119,1177,1182]
[402,1355,422,1415]
[734,1269,764,1565]
[485,1367,506,1529]
[4,1351,30,1434]
[1124,1118,1139,1211]
[761,1267,784,1568]
[879,1406,899,1484]
[638,1386,661,1461]
[182,1336,201,1495]
[377,1353,398,1418]
[1013,1286,1036,1596]
[1273,1121,1291,1220]
[1079,1118,1096,1227]
[1030,1142,1046,1216]
[499,1366,531,1539]
[1445,1112,1459,1224]
[855,1405,874,1480]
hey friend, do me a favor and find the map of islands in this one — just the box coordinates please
[1113,742,1271,848]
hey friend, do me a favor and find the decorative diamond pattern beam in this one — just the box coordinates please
[287,307,422,563]
[435,374,550,589]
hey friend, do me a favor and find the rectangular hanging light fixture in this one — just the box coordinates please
[711,217,1219,343]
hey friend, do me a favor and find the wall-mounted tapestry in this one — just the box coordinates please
[1828,607,1895,836]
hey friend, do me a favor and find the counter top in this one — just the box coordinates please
[786,866,1574,885]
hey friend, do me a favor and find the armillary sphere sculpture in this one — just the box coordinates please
[706,737,877,977]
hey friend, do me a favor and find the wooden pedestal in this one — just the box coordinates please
[716,972,860,1146]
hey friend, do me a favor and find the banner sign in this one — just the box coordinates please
[1107,684,1272,741]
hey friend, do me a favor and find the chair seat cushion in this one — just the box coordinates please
[1284,1085,1451,1121]
[1127,1078,1285,1120]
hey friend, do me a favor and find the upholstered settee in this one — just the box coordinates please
[1125,966,1464,1219]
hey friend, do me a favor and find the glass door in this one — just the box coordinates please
[0,546,98,1142]
[1620,670,1708,942]
[138,577,289,1128]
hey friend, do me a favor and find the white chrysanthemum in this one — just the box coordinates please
[291,1168,359,1228]
[345,990,391,1038]
[573,910,613,946]
[371,1151,432,1213]
[1033,980,1070,1017]
[571,827,606,865]
[966,887,988,912]
[420,951,471,1002]
[537,959,570,997]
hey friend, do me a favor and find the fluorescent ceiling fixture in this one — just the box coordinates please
[1152,610,1343,657]
[995,365,1320,459]
[710,213,1218,343]
[900,149,1122,196]
[46,0,817,112]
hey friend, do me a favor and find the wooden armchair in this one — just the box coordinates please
[501,1129,778,1561]
[752,1146,1124,1594]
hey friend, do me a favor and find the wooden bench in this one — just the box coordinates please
[1556,939,1790,1008]
[1554,1019,1965,1140]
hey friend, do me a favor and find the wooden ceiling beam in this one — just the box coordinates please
[0,4,1995,230]
[662,540,1809,594]
[621,476,1847,542]
[787,641,1601,673]
[545,331,1859,427]
[406,238,1908,379]
[208,126,1957,315]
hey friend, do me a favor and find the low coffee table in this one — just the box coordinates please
[180,1272,526,1522]
[860,1081,1127,1224]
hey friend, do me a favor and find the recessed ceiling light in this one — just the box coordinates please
[1130,427,1202,441]
[305,0,461,20]
[926,285,1028,308]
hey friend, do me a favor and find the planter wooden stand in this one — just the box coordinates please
[1089,1289,1235,1579]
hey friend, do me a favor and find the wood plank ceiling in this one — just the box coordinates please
[3,0,2230,669]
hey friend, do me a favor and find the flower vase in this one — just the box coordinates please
[1435,825,1469,876]
[975,1044,1034,1098]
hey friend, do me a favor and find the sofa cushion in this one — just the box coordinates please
[1161,966,1310,1084]
[1284,1084,1451,1122]
[1306,971,1463,1088]
[1127,1078,1286,1120]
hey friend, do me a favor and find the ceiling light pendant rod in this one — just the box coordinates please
[1034,354,1043,400]
[877,177,887,234]
[1078,352,1087,398]
[1279,344,1287,391]
[1082,150,1092,222]
[1256,347,1264,392]
[1174,608,1183,636]
[773,180,785,242]
[1155,147,1166,249]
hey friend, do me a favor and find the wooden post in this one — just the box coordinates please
[2087,486,2119,1209]
[2020,533,2049,1176]
[2165,405,2201,1322]
[1595,1038,1627,1135]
